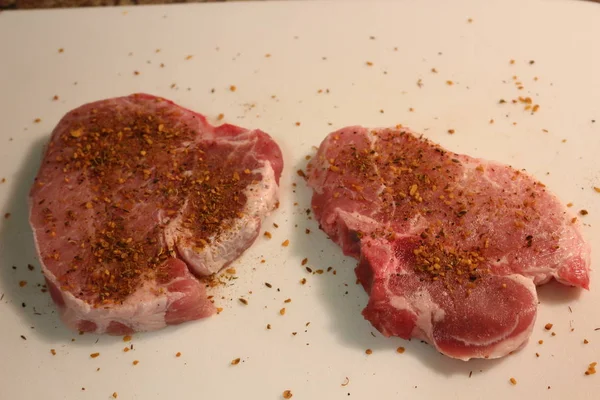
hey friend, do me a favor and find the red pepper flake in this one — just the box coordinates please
[19,281,27,287]
[509,377,517,385]
[544,323,553,330]
[50,349,56,355]
[132,360,139,365]
[231,358,241,365]
[365,349,373,355]
[283,390,293,399]
[90,352,100,358]
[282,239,290,247]
[396,347,405,354]
[176,352,182,357]
[229,85,237,92]
[585,362,597,376]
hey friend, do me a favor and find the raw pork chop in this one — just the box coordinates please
[307,126,590,360]
[29,94,283,334]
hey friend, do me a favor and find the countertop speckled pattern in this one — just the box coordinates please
[1,0,252,10]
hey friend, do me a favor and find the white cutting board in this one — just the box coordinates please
[0,0,599,399]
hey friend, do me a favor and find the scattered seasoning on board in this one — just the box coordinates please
[123,335,132,342]
[231,358,241,365]
[90,353,100,358]
[4,213,11,219]
[217,113,224,121]
[185,55,193,60]
[265,282,272,288]
[176,352,182,357]
[365,349,373,355]
[538,340,544,344]
[280,308,286,315]
[282,240,290,247]
[284,298,291,303]
[593,187,600,193]
[283,390,293,399]
[264,231,272,239]
[447,129,455,135]
[544,323,553,330]
[229,85,237,92]
[50,349,56,355]
[33,118,41,123]
[446,80,454,85]
[239,298,248,305]
[132,360,139,366]
[52,95,59,101]
[112,393,118,399]
[301,258,308,266]
[295,122,301,126]
[396,347,405,354]
[133,71,140,75]
[580,210,588,216]
[584,339,589,344]
[366,61,373,66]
[58,48,64,53]
[19,281,27,287]
[585,362,597,376]
[509,378,517,385]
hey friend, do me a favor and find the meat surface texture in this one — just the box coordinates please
[29,94,283,334]
[307,126,590,360]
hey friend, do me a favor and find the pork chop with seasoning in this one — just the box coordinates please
[307,125,590,360]
[29,94,283,334]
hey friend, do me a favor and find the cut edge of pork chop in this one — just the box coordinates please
[28,93,283,334]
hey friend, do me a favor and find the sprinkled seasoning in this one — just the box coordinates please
[282,240,290,247]
[264,231,272,239]
[396,347,405,354]
[585,362,597,375]
[132,360,139,366]
[229,85,237,92]
[280,308,286,315]
[90,353,100,358]
[112,393,118,399]
[544,323,553,330]
[176,352,182,357]
[580,210,588,216]
[50,349,56,355]
[509,377,517,385]
[123,335,132,342]
[366,61,373,66]
[239,298,248,305]
[283,390,293,399]
[231,358,241,365]
[365,349,373,355]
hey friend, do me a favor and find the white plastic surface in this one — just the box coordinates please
[0,1,599,399]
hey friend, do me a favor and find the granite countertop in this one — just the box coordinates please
[1,0,248,10]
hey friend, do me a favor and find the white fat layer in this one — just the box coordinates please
[173,160,279,276]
